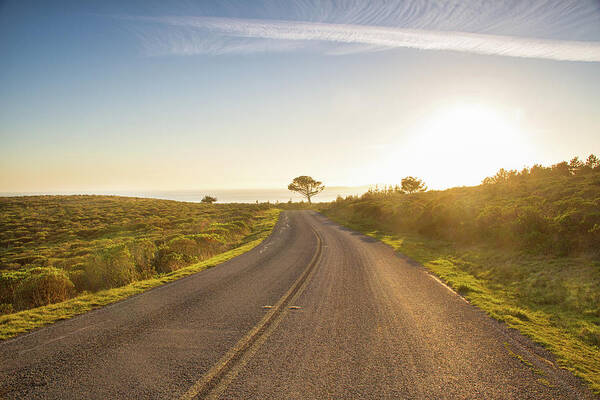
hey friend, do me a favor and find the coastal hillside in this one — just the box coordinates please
[326,155,600,257]
[0,196,273,313]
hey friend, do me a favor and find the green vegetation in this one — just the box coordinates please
[0,208,279,340]
[322,155,600,392]
[0,195,279,323]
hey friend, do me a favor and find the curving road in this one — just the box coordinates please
[0,211,596,399]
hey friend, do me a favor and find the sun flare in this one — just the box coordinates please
[383,102,533,189]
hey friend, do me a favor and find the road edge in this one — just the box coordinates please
[318,211,600,398]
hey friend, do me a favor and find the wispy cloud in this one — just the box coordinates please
[128,15,600,62]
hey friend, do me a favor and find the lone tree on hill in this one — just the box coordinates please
[201,195,217,204]
[288,176,324,204]
[401,176,427,194]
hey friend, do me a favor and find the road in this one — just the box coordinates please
[0,210,595,399]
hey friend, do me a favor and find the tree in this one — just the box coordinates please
[401,176,427,194]
[529,164,549,178]
[201,195,217,204]
[288,176,324,204]
[482,168,518,185]
[568,157,584,175]
[586,154,599,169]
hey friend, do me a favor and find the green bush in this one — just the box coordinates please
[0,270,29,304]
[68,269,88,291]
[188,234,226,255]
[84,245,137,291]
[153,233,227,273]
[14,268,75,309]
[154,246,186,274]
[203,226,231,238]
[220,220,249,234]
[128,240,157,279]
[0,303,13,315]
[167,236,200,258]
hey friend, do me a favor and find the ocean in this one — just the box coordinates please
[1,186,370,204]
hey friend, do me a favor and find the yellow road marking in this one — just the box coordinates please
[179,228,323,400]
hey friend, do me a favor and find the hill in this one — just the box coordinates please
[322,155,600,391]
[0,196,275,314]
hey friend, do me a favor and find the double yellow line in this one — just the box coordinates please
[179,227,323,400]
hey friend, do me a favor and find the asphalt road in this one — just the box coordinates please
[0,211,596,399]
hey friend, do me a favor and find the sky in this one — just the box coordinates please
[1,0,599,193]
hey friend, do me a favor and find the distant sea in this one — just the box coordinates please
[0,186,370,204]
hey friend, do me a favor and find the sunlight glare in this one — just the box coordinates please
[387,102,532,189]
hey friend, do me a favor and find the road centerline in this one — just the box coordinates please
[178,227,323,400]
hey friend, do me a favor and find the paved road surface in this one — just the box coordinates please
[0,211,596,399]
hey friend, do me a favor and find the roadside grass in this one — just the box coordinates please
[0,209,280,340]
[323,213,600,394]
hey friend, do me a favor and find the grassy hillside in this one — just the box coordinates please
[322,156,600,392]
[0,196,276,315]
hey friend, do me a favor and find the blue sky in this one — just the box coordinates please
[1,0,599,192]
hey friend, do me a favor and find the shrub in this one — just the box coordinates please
[128,240,157,279]
[223,220,249,233]
[154,246,186,274]
[513,207,551,251]
[188,234,226,257]
[84,245,137,291]
[14,267,75,309]
[203,226,230,239]
[166,236,200,258]
[153,233,227,273]
[68,269,88,291]
[0,303,13,315]
[0,270,29,304]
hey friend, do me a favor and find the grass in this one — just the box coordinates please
[1,196,276,311]
[323,213,600,394]
[0,208,280,340]
[0,195,272,273]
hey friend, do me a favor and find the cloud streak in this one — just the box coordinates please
[129,15,600,62]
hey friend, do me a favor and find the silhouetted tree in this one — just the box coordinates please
[569,157,584,175]
[482,168,519,185]
[401,176,427,193]
[586,154,599,169]
[484,169,507,185]
[529,164,549,179]
[288,176,324,204]
[201,196,217,204]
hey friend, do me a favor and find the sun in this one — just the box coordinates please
[382,102,532,189]
[425,103,521,155]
